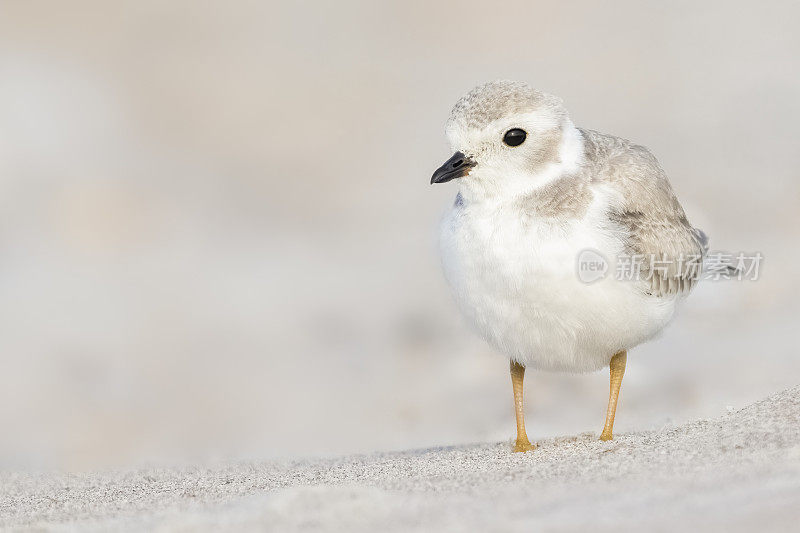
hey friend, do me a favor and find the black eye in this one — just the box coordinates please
[503,128,527,147]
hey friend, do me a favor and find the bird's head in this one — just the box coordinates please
[431,80,580,200]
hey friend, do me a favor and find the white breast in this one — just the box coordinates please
[439,185,678,372]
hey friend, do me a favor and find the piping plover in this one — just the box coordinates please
[431,80,712,452]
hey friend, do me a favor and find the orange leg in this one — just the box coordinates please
[510,360,535,452]
[600,351,627,441]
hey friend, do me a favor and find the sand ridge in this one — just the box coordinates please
[3,386,799,531]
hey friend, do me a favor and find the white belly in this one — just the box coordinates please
[439,195,678,372]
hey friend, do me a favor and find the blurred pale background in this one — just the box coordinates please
[0,1,798,470]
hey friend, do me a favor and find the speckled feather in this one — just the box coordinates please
[579,128,707,296]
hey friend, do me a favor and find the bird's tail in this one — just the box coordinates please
[695,228,743,277]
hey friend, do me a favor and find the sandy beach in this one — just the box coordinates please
[3,385,798,531]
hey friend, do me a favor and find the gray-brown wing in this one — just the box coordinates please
[610,206,706,296]
[583,129,706,296]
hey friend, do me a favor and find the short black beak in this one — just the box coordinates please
[430,151,476,184]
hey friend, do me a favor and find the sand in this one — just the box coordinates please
[3,385,799,532]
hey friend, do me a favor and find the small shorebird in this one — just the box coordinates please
[431,80,711,452]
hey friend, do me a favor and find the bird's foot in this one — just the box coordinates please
[599,431,613,441]
[513,438,536,453]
